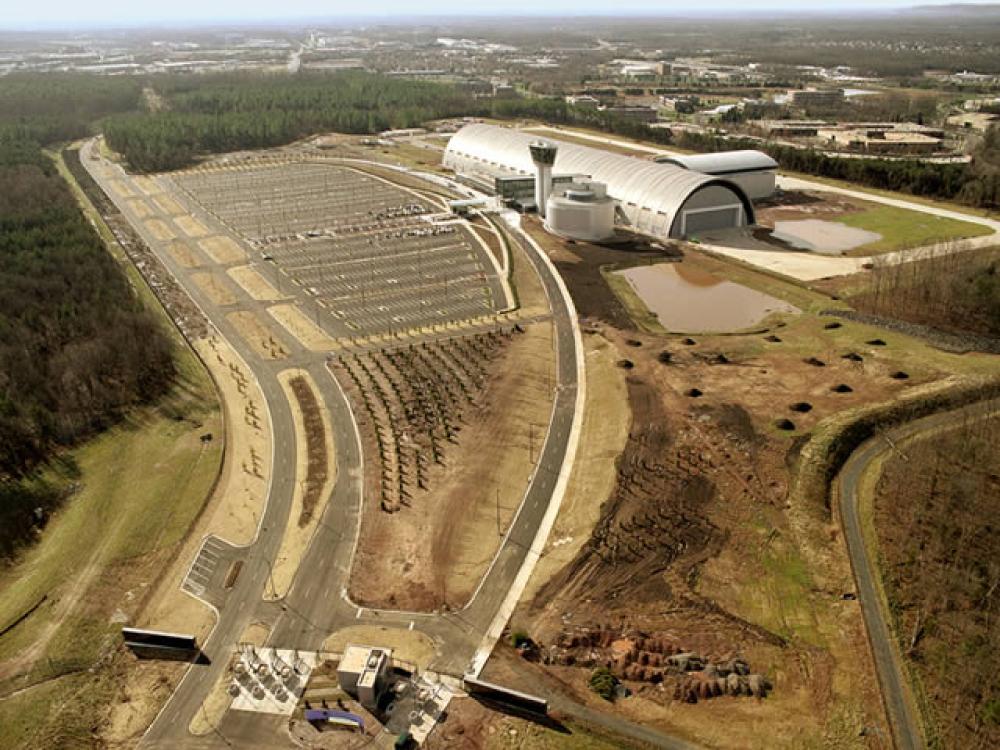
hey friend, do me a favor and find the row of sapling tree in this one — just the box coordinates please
[331,330,516,513]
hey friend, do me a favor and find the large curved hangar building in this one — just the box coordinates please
[443,124,755,238]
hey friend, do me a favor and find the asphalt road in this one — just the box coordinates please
[837,397,1000,750]
[81,139,584,748]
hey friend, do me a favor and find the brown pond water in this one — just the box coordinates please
[616,263,799,333]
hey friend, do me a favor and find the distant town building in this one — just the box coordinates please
[788,88,845,108]
[566,94,601,109]
[947,112,1000,132]
[600,105,659,123]
[817,126,943,155]
[660,95,699,114]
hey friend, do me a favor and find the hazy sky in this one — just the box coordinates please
[0,0,993,30]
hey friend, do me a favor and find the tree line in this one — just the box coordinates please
[0,129,174,560]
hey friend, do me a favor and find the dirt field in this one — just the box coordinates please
[227,311,289,360]
[145,218,175,241]
[343,321,556,611]
[191,271,239,307]
[268,303,338,351]
[228,264,286,301]
[176,215,210,238]
[268,369,336,600]
[199,236,246,265]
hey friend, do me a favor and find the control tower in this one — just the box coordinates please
[528,140,558,218]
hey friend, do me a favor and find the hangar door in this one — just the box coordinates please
[679,205,743,237]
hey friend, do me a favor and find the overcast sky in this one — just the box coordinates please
[1,0,994,30]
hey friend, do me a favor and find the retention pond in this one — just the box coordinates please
[615,262,799,333]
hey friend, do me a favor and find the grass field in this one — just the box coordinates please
[0,147,223,749]
[835,202,993,255]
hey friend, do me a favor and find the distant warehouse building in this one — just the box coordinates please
[443,124,754,239]
[655,150,778,200]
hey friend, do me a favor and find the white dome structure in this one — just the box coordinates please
[443,124,754,239]
[545,181,616,242]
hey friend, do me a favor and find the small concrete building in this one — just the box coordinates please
[656,150,778,201]
[337,645,393,710]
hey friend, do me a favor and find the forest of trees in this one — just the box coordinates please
[852,245,1000,339]
[104,72,475,171]
[875,415,1000,749]
[0,73,142,145]
[0,76,174,560]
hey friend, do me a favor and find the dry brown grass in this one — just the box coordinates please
[268,303,338,351]
[226,311,288,360]
[228,264,286,302]
[145,218,175,241]
[198,236,246,265]
[191,271,238,307]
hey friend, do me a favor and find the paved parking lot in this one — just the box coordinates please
[172,162,504,338]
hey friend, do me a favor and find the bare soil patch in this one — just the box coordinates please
[502,250,959,745]
[338,322,555,610]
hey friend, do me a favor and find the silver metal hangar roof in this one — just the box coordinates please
[655,150,779,176]
[443,124,754,238]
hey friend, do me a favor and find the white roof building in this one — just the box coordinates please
[443,124,754,239]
